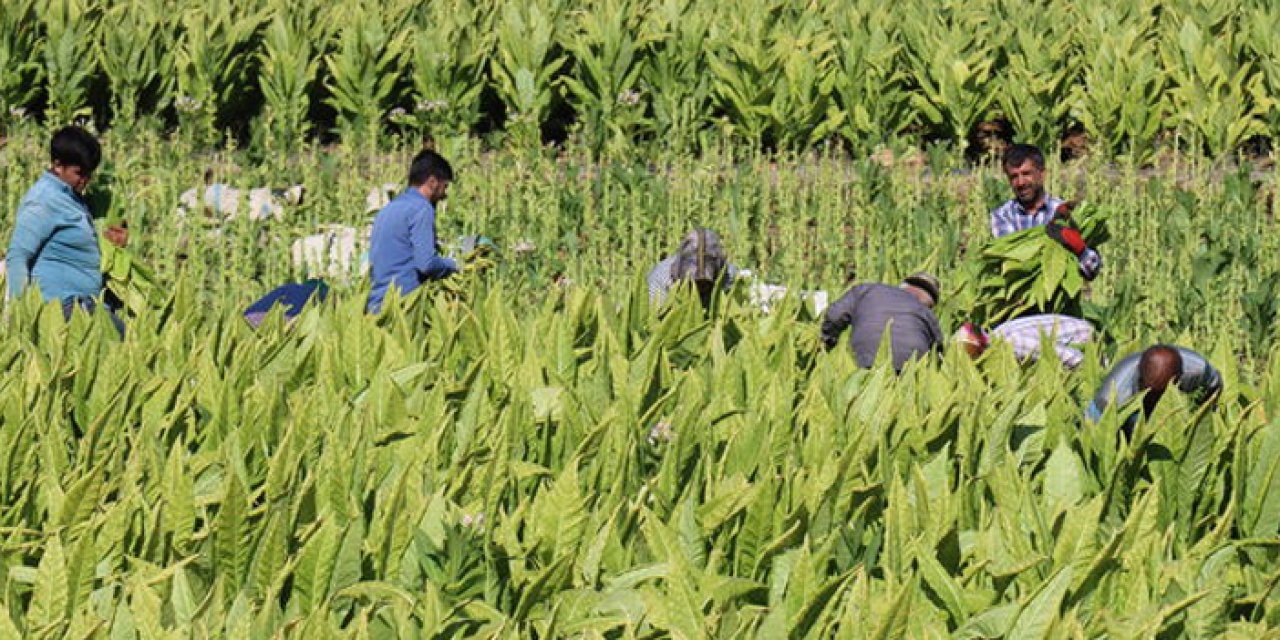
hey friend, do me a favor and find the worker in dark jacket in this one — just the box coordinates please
[1085,344,1221,433]
[820,272,945,371]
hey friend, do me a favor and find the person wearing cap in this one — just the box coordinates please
[954,314,1094,369]
[647,228,736,306]
[990,144,1102,281]
[366,149,458,314]
[1084,344,1221,433]
[820,273,945,371]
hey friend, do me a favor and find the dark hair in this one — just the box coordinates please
[1001,143,1045,171]
[407,149,453,186]
[50,126,101,173]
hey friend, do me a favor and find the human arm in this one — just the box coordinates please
[1044,203,1101,280]
[408,204,458,280]
[820,285,868,349]
[6,201,57,298]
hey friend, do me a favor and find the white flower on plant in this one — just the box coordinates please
[8,106,26,119]
[513,239,536,253]
[461,513,485,529]
[616,89,642,107]
[416,99,450,113]
[388,107,407,119]
[647,420,674,445]
[175,95,202,113]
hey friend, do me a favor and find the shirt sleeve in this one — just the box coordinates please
[820,285,867,349]
[408,204,458,280]
[924,309,945,353]
[6,201,56,298]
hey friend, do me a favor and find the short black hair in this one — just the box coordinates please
[50,126,101,173]
[1001,143,1045,171]
[407,149,453,186]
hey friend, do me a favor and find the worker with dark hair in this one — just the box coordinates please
[6,126,127,334]
[366,149,458,313]
[990,143,1101,281]
[1085,344,1222,431]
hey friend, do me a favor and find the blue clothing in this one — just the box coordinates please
[244,279,329,328]
[365,189,458,313]
[1084,346,1222,429]
[990,194,1065,238]
[6,172,103,302]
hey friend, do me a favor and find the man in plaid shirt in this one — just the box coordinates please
[990,144,1102,280]
[954,314,1094,369]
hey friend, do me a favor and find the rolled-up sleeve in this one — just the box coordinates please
[408,206,457,280]
[6,202,54,298]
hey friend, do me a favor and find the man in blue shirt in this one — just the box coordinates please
[6,126,127,334]
[366,149,459,313]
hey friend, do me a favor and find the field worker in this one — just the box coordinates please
[5,126,127,334]
[954,314,1094,369]
[366,149,458,314]
[1085,345,1222,432]
[991,144,1101,280]
[820,272,945,371]
[648,228,737,306]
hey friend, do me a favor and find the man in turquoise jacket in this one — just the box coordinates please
[6,126,125,333]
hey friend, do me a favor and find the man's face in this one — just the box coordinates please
[423,176,450,205]
[1004,159,1044,207]
[51,161,93,194]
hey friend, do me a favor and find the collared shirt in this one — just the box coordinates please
[365,189,457,313]
[990,194,1065,238]
[990,314,1094,369]
[821,283,944,371]
[647,255,737,304]
[5,171,103,302]
[1085,346,1222,424]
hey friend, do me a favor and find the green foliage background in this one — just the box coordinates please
[1,0,1278,157]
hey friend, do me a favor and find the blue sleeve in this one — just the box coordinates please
[408,205,458,280]
[6,201,55,298]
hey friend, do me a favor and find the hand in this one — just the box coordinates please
[104,222,129,248]
[1078,248,1101,280]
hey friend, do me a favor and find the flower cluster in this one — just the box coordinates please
[616,89,643,107]
[416,99,450,113]
[175,95,203,114]
[647,420,675,445]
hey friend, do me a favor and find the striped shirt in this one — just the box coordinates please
[990,195,1064,238]
[990,314,1093,369]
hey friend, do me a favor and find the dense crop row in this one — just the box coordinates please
[2,0,1278,157]
[1,263,1280,636]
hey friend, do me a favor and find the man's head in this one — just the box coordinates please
[954,322,990,358]
[1137,345,1184,416]
[901,272,940,309]
[1001,143,1046,209]
[49,126,101,194]
[672,228,730,304]
[408,149,453,204]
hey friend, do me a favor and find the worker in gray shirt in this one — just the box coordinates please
[820,272,945,371]
[1085,344,1222,432]
[648,228,737,307]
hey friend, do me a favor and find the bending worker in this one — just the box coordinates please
[1085,344,1222,432]
[954,314,1095,369]
[820,272,944,371]
[366,149,458,314]
[647,228,736,307]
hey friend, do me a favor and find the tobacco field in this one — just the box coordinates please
[2,0,1280,637]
